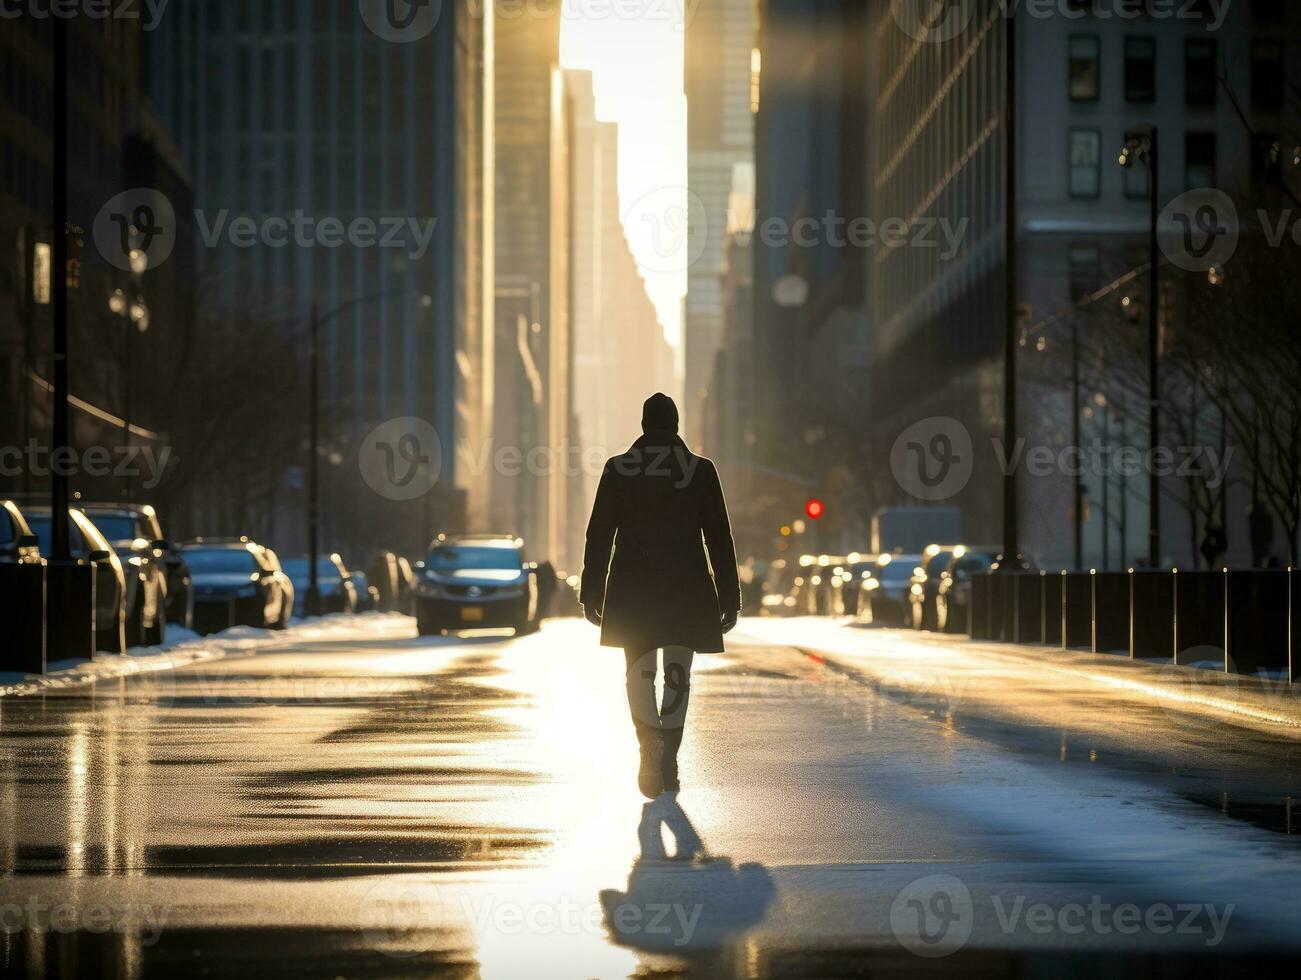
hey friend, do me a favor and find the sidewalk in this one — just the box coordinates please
[737,617,1301,735]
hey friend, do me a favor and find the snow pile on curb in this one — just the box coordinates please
[0,611,414,699]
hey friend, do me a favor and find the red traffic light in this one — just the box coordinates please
[804,498,825,520]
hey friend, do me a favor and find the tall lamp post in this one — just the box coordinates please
[303,286,416,617]
[999,6,1021,570]
[50,13,70,561]
[1119,126,1161,568]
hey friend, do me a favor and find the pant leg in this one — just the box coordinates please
[659,646,694,770]
[624,647,661,741]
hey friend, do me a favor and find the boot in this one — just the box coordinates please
[661,726,683,793]
[638,730,665,799]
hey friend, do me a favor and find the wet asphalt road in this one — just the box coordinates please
[2,614,1301,978]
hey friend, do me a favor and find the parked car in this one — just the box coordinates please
[395,556,416,614]
[935,547,1002,634]
[80,503,175,644]
[414,534,539,636]
[366,551,403,612]
[26,506,128,652]
[0,500,41,564]
[284,553,358,616]
[181,538,294,634]
[351,570,381,611]
[858,553,922,627]
[838,554,877,617]
[261,547,295,629]
[908,544,960,631]
[758,558,798,616]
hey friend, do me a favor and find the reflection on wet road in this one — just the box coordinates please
[2,616,1301,977]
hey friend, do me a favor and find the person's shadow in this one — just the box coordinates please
[599,796,775,955]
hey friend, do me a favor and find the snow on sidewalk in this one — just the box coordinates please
[0,612,414,699]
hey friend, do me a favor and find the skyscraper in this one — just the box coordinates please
[494,0,573,568]
[685,0,757,446]
[145,0,494,552]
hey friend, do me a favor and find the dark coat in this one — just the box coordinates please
[580,433,741,654]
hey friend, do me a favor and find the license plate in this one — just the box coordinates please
[460,606,484,622]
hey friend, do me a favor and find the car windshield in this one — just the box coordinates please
[87,515,140,542]
[877,560,917,584]
[283,558,342,582]
[427,545,522,571]
[26,516,87,558]
[184,549,258,574]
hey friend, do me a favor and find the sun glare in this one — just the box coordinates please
[560,5,687,347]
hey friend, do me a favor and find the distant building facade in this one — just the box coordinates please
[686,0,757,445]
[146,0,494,555]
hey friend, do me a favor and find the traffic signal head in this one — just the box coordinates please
[805,498,825,520]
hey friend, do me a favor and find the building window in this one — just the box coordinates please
[1069,129,1101,198]
[1252,40,1285,110]
[1125,37,1156,103]
[1069,244,1102,304]
[1070,35,1100,102]
[1186,132,1217,189]
[1185,39,1217,106]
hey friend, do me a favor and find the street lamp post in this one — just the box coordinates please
[1119,127,1161,568]
[306,299,321,617]
[1071,317,1083,570]
[50,14,70,561]
[302,286,415,618]
[1000,6,1021,570]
